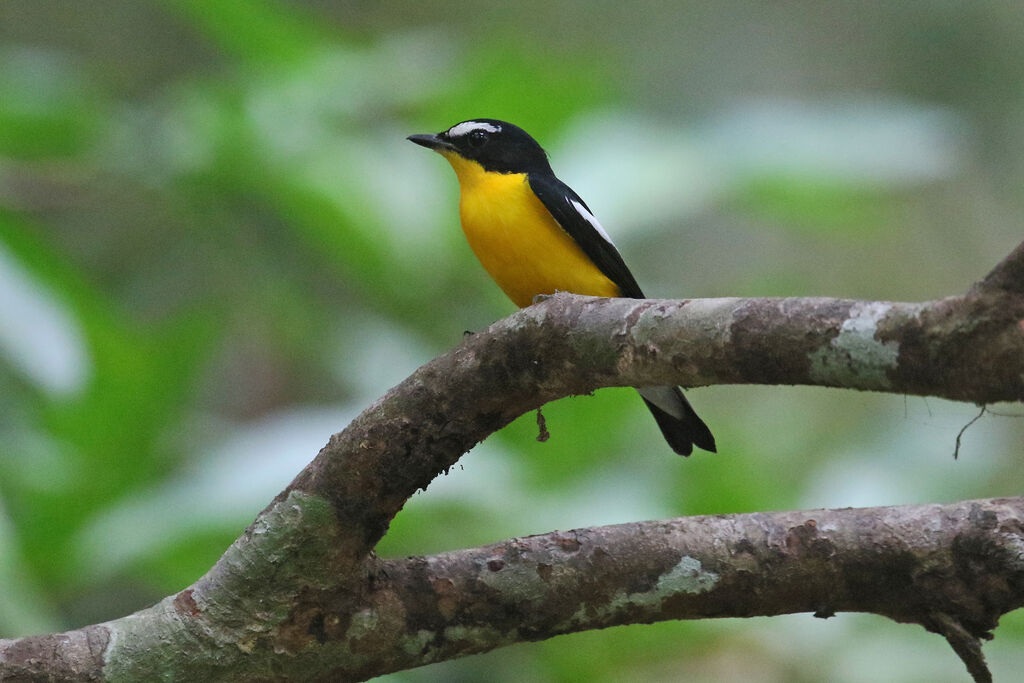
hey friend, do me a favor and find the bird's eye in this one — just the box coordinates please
[467,130,488,148]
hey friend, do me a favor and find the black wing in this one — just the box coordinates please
[528,172,645,298]
[529,173,716,456]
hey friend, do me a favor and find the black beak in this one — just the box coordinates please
[407,133,453,151]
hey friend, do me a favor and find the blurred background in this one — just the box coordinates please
[0,1,1022,681]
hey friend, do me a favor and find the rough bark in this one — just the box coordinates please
[1,240,1022,682]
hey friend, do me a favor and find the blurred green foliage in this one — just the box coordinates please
[0,1,1022,681]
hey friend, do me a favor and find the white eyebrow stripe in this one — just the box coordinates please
[446,121,501,137]
[569,198,615,246]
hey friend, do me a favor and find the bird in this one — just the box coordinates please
[408,119,715,456]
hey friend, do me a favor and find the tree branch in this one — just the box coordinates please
[1,239,1021,681]
[3,499,1022,681]
[356,498,1023,681]
[283,276,1024,573]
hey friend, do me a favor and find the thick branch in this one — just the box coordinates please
[3,498,1021,681]
[358,497,1023,681]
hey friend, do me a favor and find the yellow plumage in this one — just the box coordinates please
[440,151,620,308]
[407,119,715,455]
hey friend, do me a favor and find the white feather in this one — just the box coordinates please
[638,386,685,419]
[569,198,615,246]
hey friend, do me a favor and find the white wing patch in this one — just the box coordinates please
[569,198,615,246]
[446,120,501,138]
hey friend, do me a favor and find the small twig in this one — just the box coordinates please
[953,405,987,460]
[974,238,1024,295]
[929,612,992,683]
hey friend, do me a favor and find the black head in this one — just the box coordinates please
[407,119,553,174]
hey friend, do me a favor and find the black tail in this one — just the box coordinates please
[637,386,716,456]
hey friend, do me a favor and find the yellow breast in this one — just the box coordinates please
[441,152,621,308]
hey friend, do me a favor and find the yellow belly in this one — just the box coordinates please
[442,153,621,308]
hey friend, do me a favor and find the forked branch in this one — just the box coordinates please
[1,240,1021,682]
